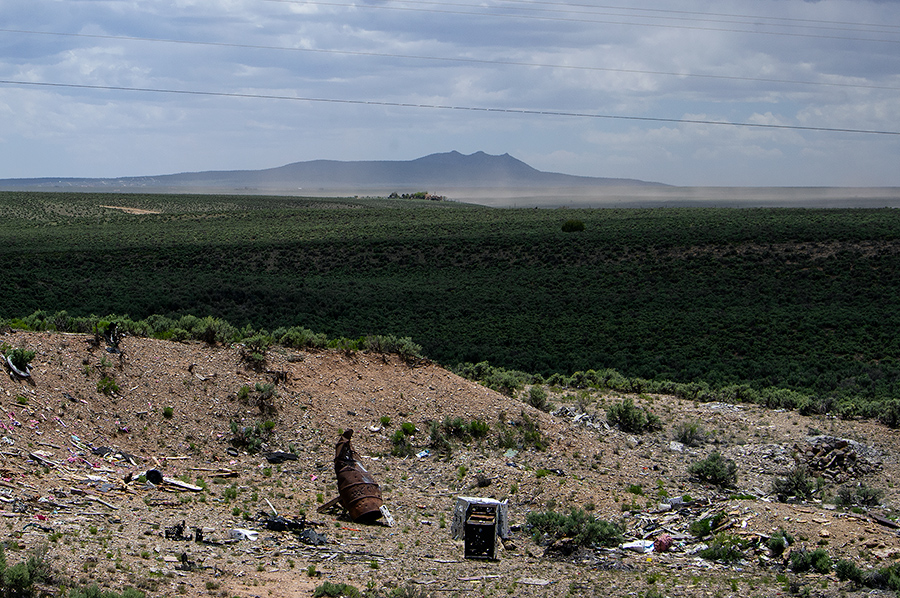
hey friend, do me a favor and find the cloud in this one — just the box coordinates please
[1,0,899,184]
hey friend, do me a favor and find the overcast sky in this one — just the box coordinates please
[2,0,899,186]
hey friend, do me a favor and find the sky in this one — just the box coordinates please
[1,0,900,187]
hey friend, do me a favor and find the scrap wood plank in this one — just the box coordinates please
[189,467,237,477]
[28,452,60,468]
[871,514,900,529]
[316,495,343,513]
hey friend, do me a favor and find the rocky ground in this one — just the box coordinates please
[2,330,900,598]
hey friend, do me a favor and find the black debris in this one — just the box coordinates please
[263,451,298,464]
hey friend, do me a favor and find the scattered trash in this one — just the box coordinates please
[258,512,309,532]
[175,552,197,572]
[416,449,431,459]
[230,528,258,542]
[22,522,52,533]
[654,534,674,552]
[517,578,551,586]
[334,429,383,523]
[145,469,164,485]
[165,521,192,541]
[91,447,140,466]
[263,451,298,464]
[5,355,31,378]
[379,505,395,528]
[161,476,203,492]
[621,540,655,553]
[297,528,327,546]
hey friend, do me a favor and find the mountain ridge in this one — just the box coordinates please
[0,151,666,192]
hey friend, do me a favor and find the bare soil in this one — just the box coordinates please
[2,330,900,598]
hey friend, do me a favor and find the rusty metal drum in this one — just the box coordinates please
[335,429,383,523]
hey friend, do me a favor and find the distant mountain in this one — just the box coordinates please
[0,151,666,192]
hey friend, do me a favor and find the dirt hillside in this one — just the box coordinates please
[2,330,899,598]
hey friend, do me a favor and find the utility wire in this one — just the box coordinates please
[486,0,900,31]
[264,0,900,43]
[3,28,899,92]
[3,78,899,136]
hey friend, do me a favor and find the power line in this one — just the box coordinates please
[3,78,899,136]
[487,0,900,31]
[4,28,898,92]
[264,0,900,43]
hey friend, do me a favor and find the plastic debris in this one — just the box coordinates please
[230,528,258,541]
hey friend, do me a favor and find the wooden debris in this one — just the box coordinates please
[161,477,203,492]
[871,514,900,529]
[316,495,343,514]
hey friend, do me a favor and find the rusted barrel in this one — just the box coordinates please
[335,429,383,523]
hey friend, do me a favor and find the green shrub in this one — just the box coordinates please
[162,406,174,419]
[835,559,863,584]
[772,467,815,502]
[561,219,585,232]
[313,582,361,598]
[4,561,32,596]
[237,385,251,401]
[673,421,705,446]
[525,508,622,548]
[428,421,451,457]
[230,419,273,454]
[837,484,884,508]
[453,361,532,396]
[688,452,738,487]
[69,584,146,598]
[276,326,329,349]
[698,533,747,563]
[362,335,423,360]
[468,419,490,438]
[442,417,468,439]
[606,397,662,434]
[767,528,793,557]
[789,548,832,573]
[391,429,414,457]
[689,512,725,538]
[527,386,550,411]
[96,375,119,395]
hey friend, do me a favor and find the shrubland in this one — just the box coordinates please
[5,192,900,422]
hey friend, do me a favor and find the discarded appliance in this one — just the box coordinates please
[450,497,510,560]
